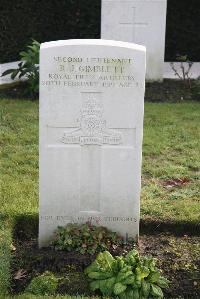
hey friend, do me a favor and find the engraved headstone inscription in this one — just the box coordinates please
[101,0,167,81]
[39,39,146,247]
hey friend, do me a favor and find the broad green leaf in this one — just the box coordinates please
[113,282,127,295]
[20,51,28,57]
[126,249,139,259]
[1,69,16,76]
[116,270,133,283]
[99,279,112,295]
[149,259,156,270]
[104,251,115,266]
[132,288,140,299]
[126,250,140,267]
[11,69,19,79]
[136,266,150,280]
[88,271,113,279]
[129,256,137,266]
[148,271,160,283]
[117,257,126,270]
[123,274,135,285]
[119,293,127,299]
[151,284,164,298]
[19,72,26,78]
[89,280,100,291]
[105,277,116,292]
[84,261,99,274]
[97,251,115,271]
[135,278,142,287]
[141,280,150,297]
[126,288,134,299]
[157,277,169,288]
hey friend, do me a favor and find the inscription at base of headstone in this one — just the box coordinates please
[101,0,167,81]
[39,39,146,247]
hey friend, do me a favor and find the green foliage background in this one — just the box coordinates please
[0,0,200,63]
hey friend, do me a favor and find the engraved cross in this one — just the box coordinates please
[61,92,122,213]
[119,6,148,41]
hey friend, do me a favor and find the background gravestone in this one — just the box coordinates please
[39,39,146,247]
[101,0,167,81]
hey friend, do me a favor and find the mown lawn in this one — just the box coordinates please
[1,99,199,223]
[0,99,199,296]
[142,102,199,224]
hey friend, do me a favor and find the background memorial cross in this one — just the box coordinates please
[119,6,148,41]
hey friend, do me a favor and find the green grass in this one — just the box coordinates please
[1,99,199,224]
[0,99,38,296]
[0,99,199,296]
[142,103,200,224]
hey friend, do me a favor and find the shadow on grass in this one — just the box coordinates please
[0,81,38,100]
[13,213,38,240]
[140,218,200,236]
[10,213,200,243]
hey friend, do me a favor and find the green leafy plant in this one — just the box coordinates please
[2,39,40,95]
[52,223,125,254]
[85,250,169,298]
[25,271,59,295]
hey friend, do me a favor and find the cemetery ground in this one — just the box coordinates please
[0,95,199,298]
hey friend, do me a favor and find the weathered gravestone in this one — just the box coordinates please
[39,39,146,247]
[101,0,167,81]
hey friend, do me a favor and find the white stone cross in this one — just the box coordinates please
[119,6,148,41]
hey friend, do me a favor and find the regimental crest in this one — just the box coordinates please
[61,94,122,146]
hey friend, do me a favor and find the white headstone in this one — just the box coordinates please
[39,39,146,247]
[101,0,167,81]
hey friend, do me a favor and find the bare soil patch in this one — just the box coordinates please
[10,232,200,298]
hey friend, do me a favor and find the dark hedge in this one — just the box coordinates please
[166,0,200,61]
[0,0,200,63]
[0,0,101,63]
